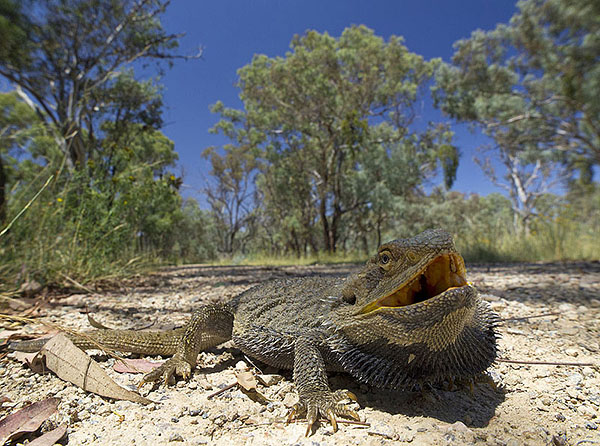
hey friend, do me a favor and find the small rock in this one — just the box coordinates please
[565,348,579,357]
[168,433,184,442]
[541,397,552,406]
[555,413,566,422]
[397,432,415,442]
[282,393,298,408]
[588,394,600,407]
[235,361,248,370]
[585,421,598,430]
[367,422,397,440]
[447,421,472,435]
[566,373,583,386]
[19,280,43,297]
[483,293,501,301]
[552,434,567,446]
[558,303,574,312]
[577,405,597,419]
[188,381,198,390]
[582,367,596,378]
[416,427,427,432]
[567,388,582,400]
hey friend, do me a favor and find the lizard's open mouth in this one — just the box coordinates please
[360,253,468,313]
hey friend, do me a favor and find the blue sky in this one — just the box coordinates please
[157,1,518,201]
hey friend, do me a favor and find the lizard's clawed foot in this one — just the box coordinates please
[287,389,360,436]
[138,354,193,388]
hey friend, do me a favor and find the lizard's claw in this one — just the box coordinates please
[287,389,360,436]
[138,354,193,388]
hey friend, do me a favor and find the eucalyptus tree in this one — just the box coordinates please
[212,26,458,253]
[0,0,195,170]
[434,0,599,233]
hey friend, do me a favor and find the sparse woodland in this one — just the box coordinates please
[0,0,599,290]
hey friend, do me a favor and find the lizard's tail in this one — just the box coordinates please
[8,328,185,356]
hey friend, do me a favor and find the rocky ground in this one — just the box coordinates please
[1,261,599,446]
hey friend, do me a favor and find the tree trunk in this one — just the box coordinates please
[0,155,6,223]
[320,198,334,253]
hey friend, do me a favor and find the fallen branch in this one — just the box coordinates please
[207,382,238,399]
[60,273,95,294]
[497,358,596,367]
[501,312,560,323]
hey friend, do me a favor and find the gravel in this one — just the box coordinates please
[1,262,599,445]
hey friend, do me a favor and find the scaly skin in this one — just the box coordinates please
[10,229,499,435]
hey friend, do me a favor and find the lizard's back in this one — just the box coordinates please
[230,276,343,369]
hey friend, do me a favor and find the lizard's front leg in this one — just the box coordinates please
[291,335,360,436]
[141,303,234,386]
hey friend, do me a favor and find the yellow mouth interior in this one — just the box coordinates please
[360,253,468,313]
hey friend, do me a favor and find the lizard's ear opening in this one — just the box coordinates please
[342,288,357,305]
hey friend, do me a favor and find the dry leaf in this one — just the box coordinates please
[0,397,59,444]
[256,374,283,387]
[235,370,258,392]
[87,313,111,330]
[27,423,67,446]
[235,371,270,404]
[12,351,39,366]
[32,333,151,405]
[113,358,163,374]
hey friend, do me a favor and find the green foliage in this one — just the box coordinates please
[0,1,216,290]
[211,26,459,255]
[0,0,182,169]
[432,0,600,234]
[434,0,600,171]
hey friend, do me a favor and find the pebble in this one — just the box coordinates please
[168,433,184,442]
[564,348,579,357]
[282,393,298,408]
[566,373,583,386]
[367,422,397,440]
[588,394,600,407]
[582,367,596,378]
[552,434,567,446]
[235,361,248,370]
[446,421,472,435]
[397,432,415,442]
[586,421,598,430]
[577,405,597,419]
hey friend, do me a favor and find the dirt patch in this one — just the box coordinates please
[1,262,599,445]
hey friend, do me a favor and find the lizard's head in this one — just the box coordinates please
[330,229,498,389]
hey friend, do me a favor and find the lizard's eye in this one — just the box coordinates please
[379,251,392,267]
